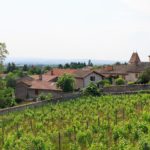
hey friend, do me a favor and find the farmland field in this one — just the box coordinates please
[1,94,150,150]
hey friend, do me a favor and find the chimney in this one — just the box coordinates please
[104,66,113,71]
[149,56,150,62]
[39,74,42,80]
[51,70,54,75]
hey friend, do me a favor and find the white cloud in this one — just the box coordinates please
[122,0,150,14]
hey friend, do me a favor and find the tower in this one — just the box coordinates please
[129,52,141,65]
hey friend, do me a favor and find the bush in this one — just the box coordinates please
[0,88,16,108]
[56,73,75,92]
[128,82,135,85]
[97,79,111,87]
[115,78,126,85]
[137,67,150,84]
[82,82,102,96]
[38,93,52,101]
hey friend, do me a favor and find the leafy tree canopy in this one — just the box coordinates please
[0,43,8,64]
[82,82,102,96]
[56,74,75,92]
[115,77,126,85]
[137,67,150,84]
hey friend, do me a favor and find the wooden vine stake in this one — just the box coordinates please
[73,126,76,141]
[58,132,61,150]
[1,119,5,146]
[122,108,125,120]
[86,120,89,129]
[98,116,100,127]
[107,113,110,130]
[140,101,143,111]
[115,110,118,125]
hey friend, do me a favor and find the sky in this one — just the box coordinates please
[1,0,150,62]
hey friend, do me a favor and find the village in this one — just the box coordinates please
[1,0,150,148]
[15,52,150,101]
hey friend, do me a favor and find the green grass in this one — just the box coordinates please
[1,94,150,150]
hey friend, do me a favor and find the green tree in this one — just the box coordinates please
[115,77,126,85]
[38,93,52,101]
[56,73,75,92]
[97,79,111,87]
[43,65,51,73]
[0,43,8,64]
[5,72,18,88]
[0,88,16,108]
[88,59,93,67]
[22,64,28,71]
[137,67,150,84]
[6,62,17,73]
[82,82,101,96]
[29,66,42,75]
[0,43,8,73]
[58,64,63,69]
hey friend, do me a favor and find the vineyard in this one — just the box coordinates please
[1,94,150,150]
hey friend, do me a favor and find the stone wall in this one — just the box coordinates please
[103,84,150,93]
[28,89,63,99]
[0,92,81,115]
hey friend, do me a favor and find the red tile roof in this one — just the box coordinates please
[46,68,77,76]
[46,68,104,79]
[29,81,60,91]
[103,66,113,71]
[30,75,57,82]
[17,76,60,91]
[73,70,104,78]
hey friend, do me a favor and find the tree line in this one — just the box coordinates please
[58,60,93,69]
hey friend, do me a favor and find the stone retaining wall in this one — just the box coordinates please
[103,84,150,93]
[0,92,81,115]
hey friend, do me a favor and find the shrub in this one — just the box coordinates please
[115,78,126,85]
[56,74,75,92]
[0,88,16,108]
[82,82,102,96]
[97,79,111,87]
[38,93,52,101]
[128,82,135,85]
[137,67,150,84]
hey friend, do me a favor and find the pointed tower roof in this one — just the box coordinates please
[129,52,141,64]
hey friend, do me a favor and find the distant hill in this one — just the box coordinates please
[5,57,124,66]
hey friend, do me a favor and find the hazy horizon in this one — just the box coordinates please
[1,0,150,61]
[5,56,118,65]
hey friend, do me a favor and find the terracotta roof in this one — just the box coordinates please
[17,76,33,84]
[29,81,61,91]
[98,62,150,75]
[129,52,141,64]
[103,66,113,71]
[46,68,104,79]
[17,76,60,91]
[73,70,104,78]
[46,68,77,76]
[30,75,57,82]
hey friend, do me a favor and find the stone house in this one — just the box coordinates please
[15,69,104,100]
[47,68,104,89]
[73,70,104,90]
[98,52,150,83]
[15,75,62,100]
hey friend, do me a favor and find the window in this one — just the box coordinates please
[135,74,139,78]
[35,89,39,95]
[90,76,95,81]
